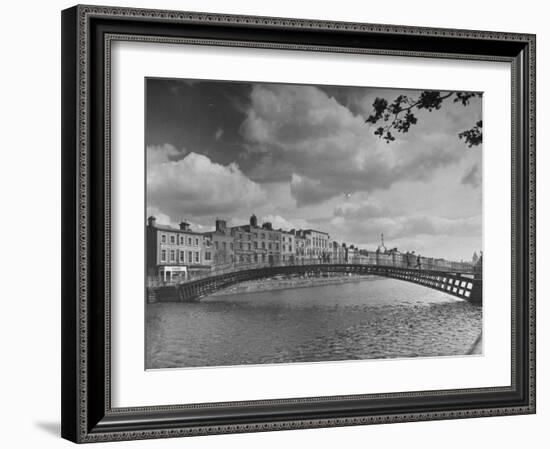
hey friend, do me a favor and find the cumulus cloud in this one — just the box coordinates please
[260,214,312,231]
[147,143,181,165]
[147,145,266,221]
[240,84,467,205]
[334,198,389,220]
[328,207,481,245]
[146,207,176,227]
[290,174,341,207]
[389,215,482,239]
[461,164,481,188]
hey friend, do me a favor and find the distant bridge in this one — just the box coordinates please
[167,257,482,304]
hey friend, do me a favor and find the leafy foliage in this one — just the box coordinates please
[365,91,483,146]
[458,120,483,147]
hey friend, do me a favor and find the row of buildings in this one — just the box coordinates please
[146,214,362,283]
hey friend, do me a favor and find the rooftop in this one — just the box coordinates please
[152,223,204,236]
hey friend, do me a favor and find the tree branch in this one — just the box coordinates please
[365,91,482,145]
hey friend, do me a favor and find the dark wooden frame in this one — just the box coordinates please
[61,4,536,443]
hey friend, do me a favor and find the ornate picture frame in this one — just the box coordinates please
[61,4,536,443]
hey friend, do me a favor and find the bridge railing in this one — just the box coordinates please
[179,257,334,283]
[334,253,474,273]
[148,253,476,287]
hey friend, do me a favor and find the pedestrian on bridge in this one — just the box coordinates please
[416,254,422,270]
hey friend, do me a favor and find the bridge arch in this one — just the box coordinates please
[173,264,481,304]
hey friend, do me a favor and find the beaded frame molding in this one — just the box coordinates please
[61,4,536,443]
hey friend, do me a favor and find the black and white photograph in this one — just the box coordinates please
[145,78,483,370]
[54,2,538,444]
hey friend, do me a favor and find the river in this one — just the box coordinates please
[145,277,482,369]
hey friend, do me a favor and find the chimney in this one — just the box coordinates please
[215,219,227,233]
[147,216,156,227]
[179,221,190,231]
[250,214,258,227]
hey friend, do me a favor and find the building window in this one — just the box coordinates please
[170,250,175,262]
[261,233,265,239]
[276,243,279,251]
[170,235,175,244]
[195,252,199,263]
[268,243,272,250]
[239,242,243,250]
[215,241,219,249]
[179,236,184,245]
[179,251,184,263]
[161,249,166,262]
[205,251,211,261]
[188,251,192,263]
[195,238,199,246]
[223,241,227,250]
[161,234,166,243]
[230,242,233,250]
[254,241,258,249]
[188,237,192,245]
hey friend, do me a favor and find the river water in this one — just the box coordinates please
[146,277,482,369]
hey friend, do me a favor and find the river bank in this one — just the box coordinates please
[209,274,383,297]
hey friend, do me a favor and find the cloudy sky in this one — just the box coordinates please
[146,78,482,261]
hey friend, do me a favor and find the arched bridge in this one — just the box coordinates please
[172,260,482,304]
